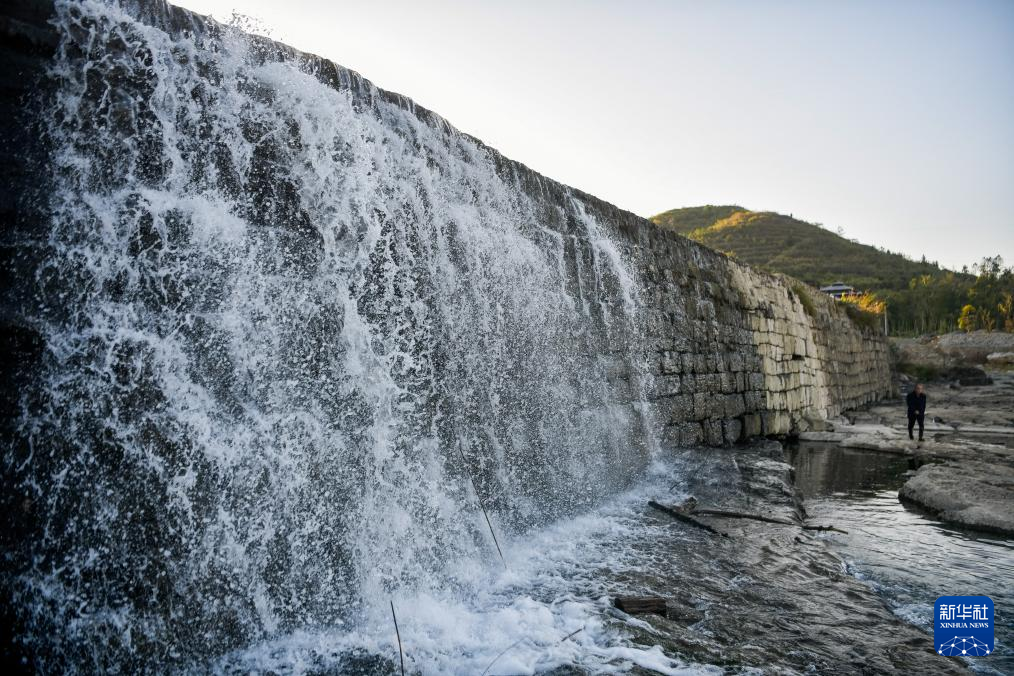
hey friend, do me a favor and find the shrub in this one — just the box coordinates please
[843,302,881,332]
[791,283,817,318]
[897,362,943,382]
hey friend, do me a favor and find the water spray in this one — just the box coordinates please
[390,600,405,676]
[456,446,507,568]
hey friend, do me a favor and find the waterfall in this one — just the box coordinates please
[4,0,656,670]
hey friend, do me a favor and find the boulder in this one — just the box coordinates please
[986,351,1014,366]
[899,461,1014,536]
[944,366,993,387]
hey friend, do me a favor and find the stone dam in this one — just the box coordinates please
[0,0,892,448]
[0,0,894,671]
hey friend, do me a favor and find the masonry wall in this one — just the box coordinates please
[0,0,893,452]
[558,194,894,446]
[637,230,893,445]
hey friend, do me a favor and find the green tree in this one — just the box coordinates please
[980,308,996,332]
[1000,293,1014,332]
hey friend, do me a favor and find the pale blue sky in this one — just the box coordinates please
[174,0,1014,270]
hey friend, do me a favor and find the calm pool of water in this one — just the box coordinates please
[787,444,1014,675]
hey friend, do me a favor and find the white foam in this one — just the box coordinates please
[216,463,717,675]
[17,0,662,669]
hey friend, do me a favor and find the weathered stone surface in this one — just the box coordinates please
[894,331,1014,372]
[936,331,1014,363]
[798,372,1014,535]
[987,351,1014,366]
[899,462,1014,536]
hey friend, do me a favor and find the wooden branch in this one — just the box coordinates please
[802,524,849,534]
[651,499,846,536]
[691,509,795,526]
[648,500,729,537]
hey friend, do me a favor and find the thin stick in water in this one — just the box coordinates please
[482,625,585,675]
[480,637,526,676]
[559,626,584,642]
[390,600,405,676]
[456,447,507,567]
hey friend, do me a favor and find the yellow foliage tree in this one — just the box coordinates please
[840,291,887,315]
[957,304,977,332]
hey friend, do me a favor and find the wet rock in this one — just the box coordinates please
[798,431,848,442]
[656,445,969,675]
[899,461,1014,536]
[664,601,704,626]
[987,351,1014,366]
[944,365,993,387]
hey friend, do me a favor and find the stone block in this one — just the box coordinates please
[723,418,743,444]
[740,413,763,438]
[652,375,682,398]
[660,351,682,375]
[680,373,697,394]
[723,393,746,418]
[692,392,708,419]
[703,419,725,446]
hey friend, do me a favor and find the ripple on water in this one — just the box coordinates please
[789,443,1014,674]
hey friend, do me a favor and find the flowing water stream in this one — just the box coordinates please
[788,443,1014,675]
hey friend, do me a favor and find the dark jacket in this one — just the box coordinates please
[906,391,927,415]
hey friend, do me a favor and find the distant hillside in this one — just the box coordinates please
[650,205,744,236]
[648,207,948,291]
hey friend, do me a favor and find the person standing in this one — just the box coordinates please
[906,383,927,442]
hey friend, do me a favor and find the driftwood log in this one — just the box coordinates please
[648,500,729,537]
[613,596,668,617]
[691,509,794,526]
[802,524,849,534]
[651,499,846,534]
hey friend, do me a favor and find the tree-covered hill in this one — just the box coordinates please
[648,206,1012,335]
[648,207,945,291]
[649,205,745,237]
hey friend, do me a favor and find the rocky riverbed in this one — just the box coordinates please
[597,443,971,674]
[797,371,1014,535]
[785,442,1012,674]
[893,331,1014,373]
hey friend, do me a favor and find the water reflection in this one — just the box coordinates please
[787,443,1014,674]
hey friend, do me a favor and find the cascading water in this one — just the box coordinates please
[3,0,663,671]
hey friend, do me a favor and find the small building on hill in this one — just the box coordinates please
[819,281,856,299]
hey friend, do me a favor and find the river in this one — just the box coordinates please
[788,442,1014,675]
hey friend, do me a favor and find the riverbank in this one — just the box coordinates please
[797,371,1014,535]
[205,444,973,674]
[615,442,968,674]
[785,442,1013,674]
